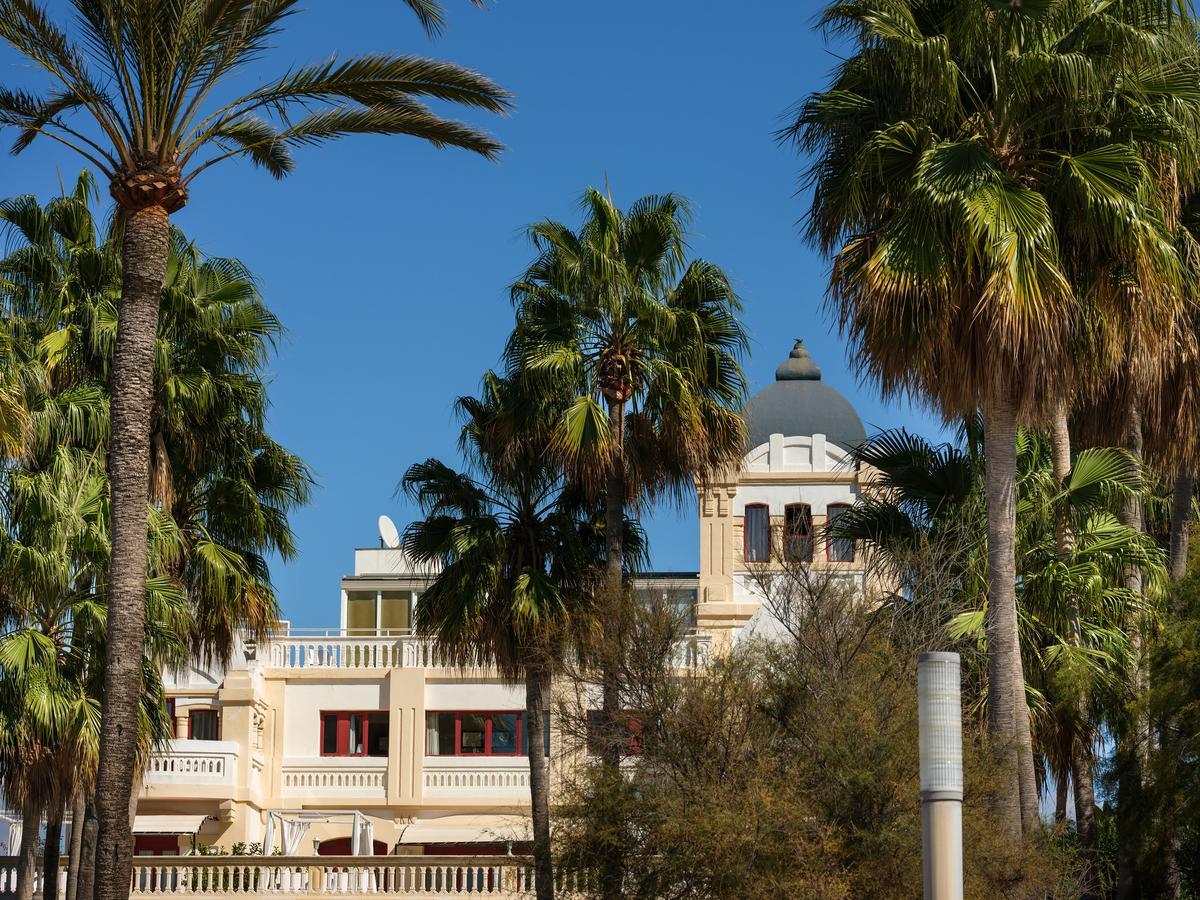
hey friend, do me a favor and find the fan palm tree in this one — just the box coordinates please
[0,5,508,893]
[792,0,1194,837]
[403,373,628,900]
[506,189,748,898]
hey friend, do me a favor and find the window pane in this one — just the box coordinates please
[189,710,219,741]
[786,505,813,563]
[321,714,339,754]
[744,506,769,562]
[348,714,365,755]
[367,713,389,756]
[427,712,455,756]
[491,714,517,754]
[379,591,411,634]
[827,506,855,562]
[460,714,486,754]
[346,591,376,633]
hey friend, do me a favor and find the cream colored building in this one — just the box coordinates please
[133,340,872,861]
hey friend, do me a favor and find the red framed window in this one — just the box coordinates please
[585,710,645,756]
[743,504,770,562]
[426,711,547,757]
[187,708,220,741]
[784,503,813,563]
[825,504,855,562]
[320,711,389,757]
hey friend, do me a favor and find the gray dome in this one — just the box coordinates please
[743,340,867,452]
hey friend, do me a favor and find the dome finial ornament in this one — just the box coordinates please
[776,338,822,381]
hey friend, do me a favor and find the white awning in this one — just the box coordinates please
[132,815,208,835]
[397,815,531,845]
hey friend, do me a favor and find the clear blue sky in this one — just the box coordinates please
[1,1,944,628]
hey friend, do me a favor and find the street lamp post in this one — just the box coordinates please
[918,651,963,900]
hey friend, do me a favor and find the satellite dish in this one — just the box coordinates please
[378,515,401,549]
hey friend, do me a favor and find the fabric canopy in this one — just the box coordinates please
[397,815,532,845]
[132,815,207,835]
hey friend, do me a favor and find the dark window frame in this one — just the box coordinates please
[743,503,771,563]
[784,503,814,563]
[319,710,389,757]
[825,503,856,562]
[585,710,645,757]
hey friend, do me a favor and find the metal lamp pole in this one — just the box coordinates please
[918,651,964,900]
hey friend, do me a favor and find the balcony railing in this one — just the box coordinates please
[422,760,530,800]
[144,741,239,788]
[261,631,712,672]
[0,856,585,899]
[127,856,582,898]
[280,758,388,800]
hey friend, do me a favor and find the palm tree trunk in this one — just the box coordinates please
[600,398,625,900]
[65,792,84,900]
[43,804,62,900]
[525,666,554,900]
[1051,407,1098,881]
[1168,471,1192,581]
[16,804,42,900]
[75,795,97,900]
[1117,399,1147,900]
[1053,770,1068,824]
[93,205,170,900]
[982,395,1039,838]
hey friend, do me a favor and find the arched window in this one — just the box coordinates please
[784,504,813,563]
[743,504,770,562]
[826,504,855,562]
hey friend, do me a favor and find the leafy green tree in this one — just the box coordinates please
[792,0,1194,838]
[0,6,508,894]
[506,189,748,898]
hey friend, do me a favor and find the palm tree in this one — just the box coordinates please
[506,188,748,898]
[403,373,621,900]
[832,424,1165,883]
[0,5,508,894]
[792,0,1193,838]
[0,174,310,897]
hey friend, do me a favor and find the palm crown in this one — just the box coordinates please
[0,0,512,212]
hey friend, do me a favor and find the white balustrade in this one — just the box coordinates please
[281,758,388,799]
[144,741,238,787]
[123,855,573,898]
[422,763,530,799]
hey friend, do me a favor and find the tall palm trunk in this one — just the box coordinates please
[65,791,84,900]
[599,398,625,900]
[982,395,1039,838]
[43,803,62,900]
[93,205,171,900]
[75,795,97,900]
[525,665,554,900]
[16,803,42,900]
[1168,471,1192,581]
[1116,400,1147,900]
[1051,407,1098,886]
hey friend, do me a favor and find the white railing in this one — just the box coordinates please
[281,758,388,799]
[0,860,65,897]
[422,762,530,799]
[263,632,711,673]
[145,741,239,787]
[264,637,454,671]
[124,855,583,898]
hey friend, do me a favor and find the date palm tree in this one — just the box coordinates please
[403,373,634,900]
[792,0,1193,838]
[0,5,508,894]
[506,189,748,898]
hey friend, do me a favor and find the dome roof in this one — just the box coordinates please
[743,340,867,452]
